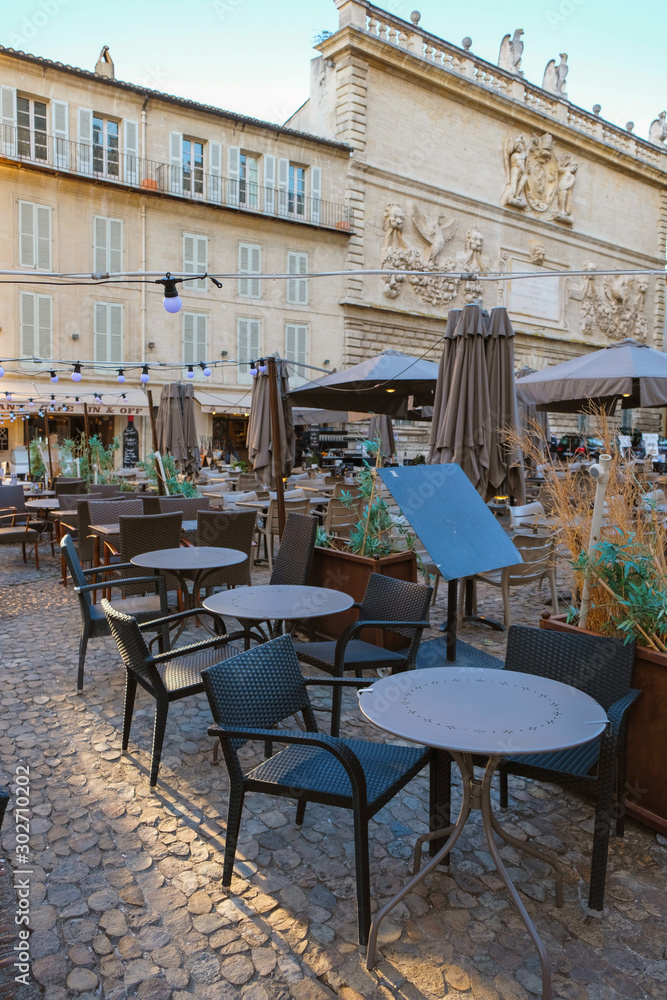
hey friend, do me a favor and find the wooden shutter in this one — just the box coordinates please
[237,318,260,383]
[123,119,139,185]
[184,233,207,291]
[77,107,93,173]
[195,313,207,362]
[183,312,195,365]
[287,252,308,305]
[35,205,51,270]
[238,243,261,298]
[94,301,108,364]
[263,154,275,214]
[52,100,69,169]
[310,165,322,223]
[94,216,108,273]
[18,201,35,268]
[1,85,17,157]
[20,291,35,355]
[278,157,289,215]
[169,131,183,194]
[108,303,122,362]
[183,313,207,376]
[227,145,240,206]
[109,219,123,272]
[209,140,222,203]
[285,323,307,385]
[37,294,52,357]
[195,234,207,290]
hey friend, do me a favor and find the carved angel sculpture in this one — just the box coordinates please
[501,136,527,208]
[498,29,524,76]
[382,204,407,250]
[412,205,457,264]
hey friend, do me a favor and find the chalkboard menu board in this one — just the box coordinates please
[122,422,139,467]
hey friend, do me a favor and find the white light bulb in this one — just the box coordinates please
[163,295,182,314]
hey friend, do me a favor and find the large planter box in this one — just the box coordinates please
[540,613,667,836]
[310,546,417,649]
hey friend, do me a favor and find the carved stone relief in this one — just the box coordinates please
[501,132,577,226]
[380,203,485,307]
[568,263,649,342]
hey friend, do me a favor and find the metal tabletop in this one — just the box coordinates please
[130,546,246,572]
[235,496,329,511]
[90,520,198,537]
[25,498,60,511]
[203,584,353,621]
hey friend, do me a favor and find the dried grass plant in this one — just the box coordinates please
[509,409,667,649]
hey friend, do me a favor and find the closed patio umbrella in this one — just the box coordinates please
[247,359,294,487]
[427,309,461,464]
[485,308,525,503]
[368,414,396,461]
[427,303,491,496]
[156,383,201,477]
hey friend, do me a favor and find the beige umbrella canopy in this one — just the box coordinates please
[485,308,525,503]
[427,303,491,496]
[427,309,461,464]
[246,359,294,487]
[368,414,396,461]
[156,382,201,477]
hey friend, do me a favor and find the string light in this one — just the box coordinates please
[250,361,258,377]
[157,273,183,314]
[50,370,59,383]
[201,363,212,378]
[94,393,102,403]
[117,368,125,383]
[258,359,267,374]
[5,392,12,401]
[186,365,195,379]
[71,362,82,382]
[0,363,4,378]
[140,365,150,384]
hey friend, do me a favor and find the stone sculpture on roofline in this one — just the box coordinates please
[498,29,524,76]
[542,53,568,98]
[649,111,667,145]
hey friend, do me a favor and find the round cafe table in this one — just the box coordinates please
[203,584,354,638]
[131,546,247,617]
[25,498,60,512]
[358,667,608,1000]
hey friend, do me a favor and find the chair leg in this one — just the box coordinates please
[150,694,170,787]
[77,627,90,693]
[352,807,372,947]
[34,538,40,570]
[22,541,27,563]
[222,783,246,886]
[296,799,307,825]
[501,575,512,627]
[499,766,509,808]
[121,674,138,751]
[267,532,274,573]
[615,744,628,838]
[331,683,343,738]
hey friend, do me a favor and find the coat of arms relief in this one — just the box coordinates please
[380,203,484,306]
[501,132,577,226]
[568,263,649,342]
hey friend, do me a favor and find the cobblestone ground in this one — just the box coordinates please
[1,544,666,1000]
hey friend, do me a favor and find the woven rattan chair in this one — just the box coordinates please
[255,498,311,571]
[61,533,170,693]
[88,484,119,498]
[323,494,364,539]
[269,512,318,586]
[237,472,262,492]
[195,509,257,590]
[115,512,183,596]
[55,479,87,496]
[294,574,432,736]
[0,484,53,567]
[498,624,640,914]
[102,599,257,786]
[202,633,438,945]
[157,496,211,519]
[84,498,144,575]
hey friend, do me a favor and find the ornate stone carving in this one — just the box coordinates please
[501,132,577,226]
[542,54,568,97]
[529,244,546,266]
[498,30,524,76]
[649,111,667,145]
[569,263,648,341]
[379,203,486,307]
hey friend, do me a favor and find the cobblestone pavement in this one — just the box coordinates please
[1,545,665,1000]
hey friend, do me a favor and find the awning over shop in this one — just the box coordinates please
[0,380,150,414]
[194,390,251,415]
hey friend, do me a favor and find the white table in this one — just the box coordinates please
[203,584,353,639]
[358,667,608,999]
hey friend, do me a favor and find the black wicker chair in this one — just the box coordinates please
[202,633,438,946]
[195,509,257,591]
[61,533,170,693]
[0,790,9,832]
[498,624,640,914]
[269,512,318,586]
[294,573,432,736]
[102,599,258,786]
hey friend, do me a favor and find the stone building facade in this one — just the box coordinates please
[288,0,667,450]
[0,44,353,461]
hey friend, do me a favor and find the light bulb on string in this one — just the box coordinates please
[0,363,5,378]
[186,365,194,379]
[117,368,125,384]
[50,370,59,383]
[5,392,12,401]
[94,393,102,404]
[258,359,267,374]
[250,362,258,377]
[158,273,183,314]
[201,363,212,377]
[71,362,82,382]
[140,365,150,383]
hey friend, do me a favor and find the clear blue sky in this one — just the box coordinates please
[3,0,664,139]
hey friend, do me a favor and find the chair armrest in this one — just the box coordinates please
[75,575,167,597]
[0,506,17,514]
[82,561,138,576]
[337,618,429,646]
[206,724,367,796]
[303,676,375,689]
[139,607,227,635]
[606,689,642,744]
[149,628,260,663]
[0,512,18,525]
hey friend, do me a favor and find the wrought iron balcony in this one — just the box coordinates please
[0,127,354,232]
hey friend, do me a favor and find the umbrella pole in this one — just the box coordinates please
[147,389,165,496]
[46,412,54,486]
[83,403,93,483]
[268,356,286,537]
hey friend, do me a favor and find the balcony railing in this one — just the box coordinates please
[0,127,354,231]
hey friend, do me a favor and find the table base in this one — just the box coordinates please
[366,753,563,1000]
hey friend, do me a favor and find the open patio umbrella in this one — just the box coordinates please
[515,338,667,412]
[485,308,525,503]
[368,414,396,460]
[288,349,439,418]
[156,382,201,477]
[516,366,550,455]
[247,359,294,487]
[427,303,491,496]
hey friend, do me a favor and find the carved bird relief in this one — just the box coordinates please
[412,205,458,264]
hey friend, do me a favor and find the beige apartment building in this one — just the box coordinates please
[0,43,353,462]
[2,0,667,466]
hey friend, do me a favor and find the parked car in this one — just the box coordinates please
[555,435,605,461]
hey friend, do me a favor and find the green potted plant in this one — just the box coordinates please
[138,452,199,497]
[310,440,418,646]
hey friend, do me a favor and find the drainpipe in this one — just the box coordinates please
[140,96,149,459]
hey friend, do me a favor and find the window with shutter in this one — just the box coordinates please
[238,243,261,299]
[263,155,276,214]
[310,165,322,223]
[77,107,93,173]
[183,233,207,291]
[94,302,123,368]
[169,131,183,194]
[18,200,51,270]
[286,252,308,305]
[52,100,69,169]
[20,291,52,359]
[209,140,222,203]
[182,312,208,378]
[1,85,17,157]
[93,216,123,274]
[227,145,240,207]
[278,157,289,216]
[285,323,308,386]
[237,318,260,384]
[123,119,139,185]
